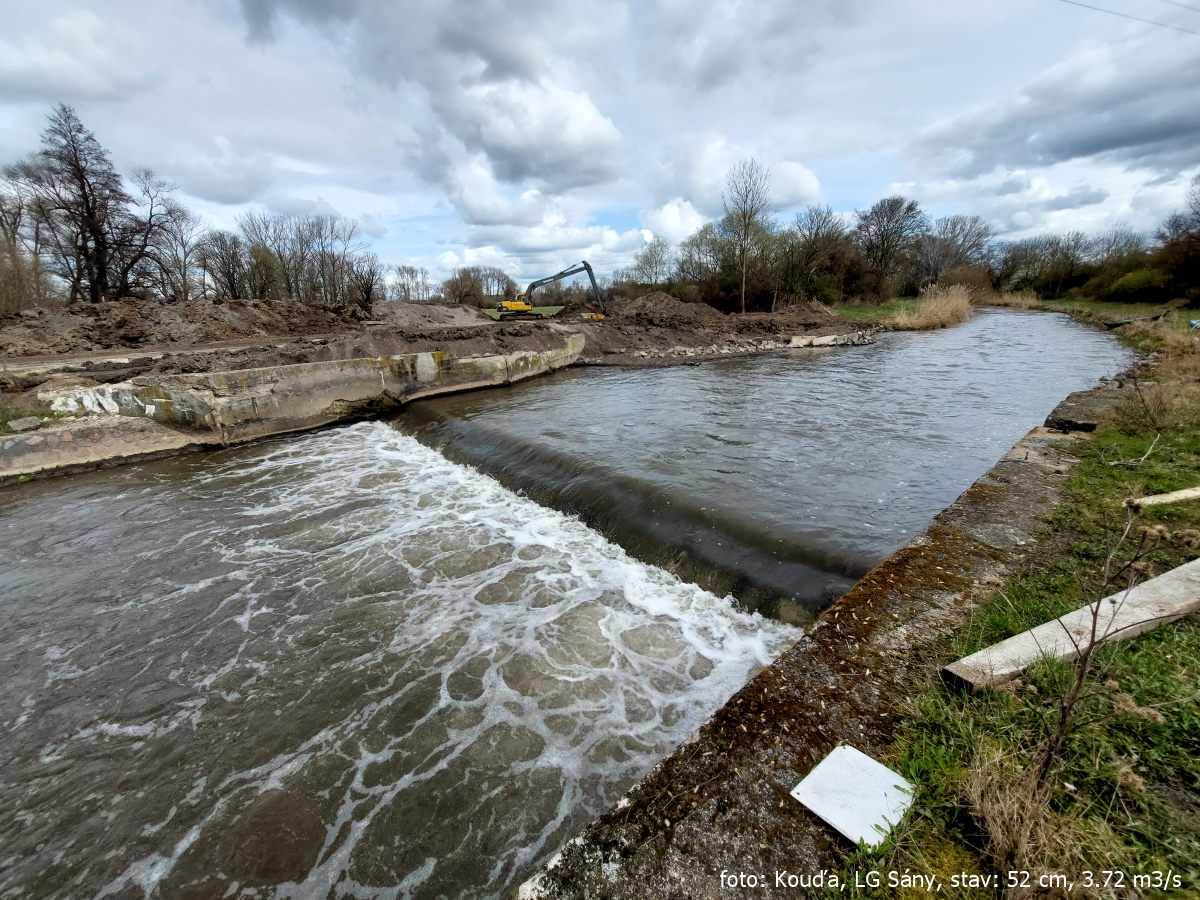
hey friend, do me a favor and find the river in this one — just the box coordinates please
[0,309,1131,898]
[400,309,1134,621]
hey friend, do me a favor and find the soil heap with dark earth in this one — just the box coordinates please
[1,293,857,398]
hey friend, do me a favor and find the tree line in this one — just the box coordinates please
[0,106,433,315]
[0,106,562,316]
[3,106,1197,317]
[629,158,1200,312]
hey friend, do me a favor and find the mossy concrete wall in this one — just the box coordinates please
[43,337,584,445]
[6,337,584,484]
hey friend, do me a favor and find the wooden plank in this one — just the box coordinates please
[1127,486,1200,508]
[945,557,1200,691]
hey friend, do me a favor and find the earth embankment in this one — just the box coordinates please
[1,294,856,390]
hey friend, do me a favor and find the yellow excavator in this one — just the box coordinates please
[492,260,607,320]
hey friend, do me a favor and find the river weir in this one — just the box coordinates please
[1,427,793,898]
[0,310,1132,898]
[400,309,1135,621]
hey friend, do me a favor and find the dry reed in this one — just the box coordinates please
[984,291,1041,310]
[888,284,975,330]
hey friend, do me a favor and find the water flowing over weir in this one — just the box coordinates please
[0,310,1133,899]
[0,427,794,899]
[397,309,1135,622]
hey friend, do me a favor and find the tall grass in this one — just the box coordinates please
[1121,319,1200,380]
[984,291,1041,310]
[888,284,975,330]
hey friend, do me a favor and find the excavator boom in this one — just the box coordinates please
[520,260,606,315]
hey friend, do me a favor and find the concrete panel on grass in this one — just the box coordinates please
[790,745,914,849]
[945,557,1200,691]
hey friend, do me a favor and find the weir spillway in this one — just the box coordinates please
[0,309,1134,899]
[397,309,1135,623]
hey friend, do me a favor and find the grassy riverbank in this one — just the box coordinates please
[838,285,1027,331]
[836,298,920,325]
[835,288,972,330]
[851,306,1200,897]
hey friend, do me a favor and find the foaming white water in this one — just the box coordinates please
[0,422,795,900]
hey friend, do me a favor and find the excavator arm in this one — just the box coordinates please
[520,260,606,315]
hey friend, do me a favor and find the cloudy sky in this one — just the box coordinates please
[2,0,1198,282]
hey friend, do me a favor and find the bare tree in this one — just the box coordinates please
[478,265,517,300]
[347,252,386,311]
[237,211,323,301]
[935,214,991,270]
[110,168,174,299]
[244,243,285,300]
[1093,223,1146,269]
[676,221,729,283]
[305,216,363,306]
[392,264,432,303]
[4,105,176,304]
[632,234,672,285]
[854,195,929,284]
[0,184,58,312]
[722,157,771,313]
[913,215,993,286]
[4,105,132,302]
[151,203,205,302]
[777,205,849,300]
[199,230,248,300]
[1187,173,1200,233]
[793,204,847,253]
[1047,230,1093,296]
[442,266,485,305]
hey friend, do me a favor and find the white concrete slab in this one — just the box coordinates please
[790,745,913,848]
[946,557,1200,691]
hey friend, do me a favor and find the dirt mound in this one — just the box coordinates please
[736,300,844,332]
[0,298,366,357]
[372,302,491,329]
[611,292,728,328]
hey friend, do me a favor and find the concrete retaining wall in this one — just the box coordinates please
[5,336,584,484]
[47,336,583,443]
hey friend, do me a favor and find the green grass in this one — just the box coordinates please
[0,402,69,435]
[877,392,1200,894]
[834,298,919,324]
[1,404,43,435]
[1042,297,1198,334]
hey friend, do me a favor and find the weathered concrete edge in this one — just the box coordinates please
[1,336,584,486]
[519,388,1130,900]
[585,329,875,366]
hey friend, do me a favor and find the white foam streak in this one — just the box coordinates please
[3,422,797,900]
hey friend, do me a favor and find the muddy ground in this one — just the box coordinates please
[1,293,857,403]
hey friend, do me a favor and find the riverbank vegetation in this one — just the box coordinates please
[4,105,1197,321]
[857,308,1200,897]
[887,284,975,330]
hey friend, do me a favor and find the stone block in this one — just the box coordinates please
[7,416,41,433]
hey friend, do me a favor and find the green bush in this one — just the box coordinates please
[1105,267,1171,303]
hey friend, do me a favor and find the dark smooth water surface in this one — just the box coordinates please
[400,309,1133,619]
